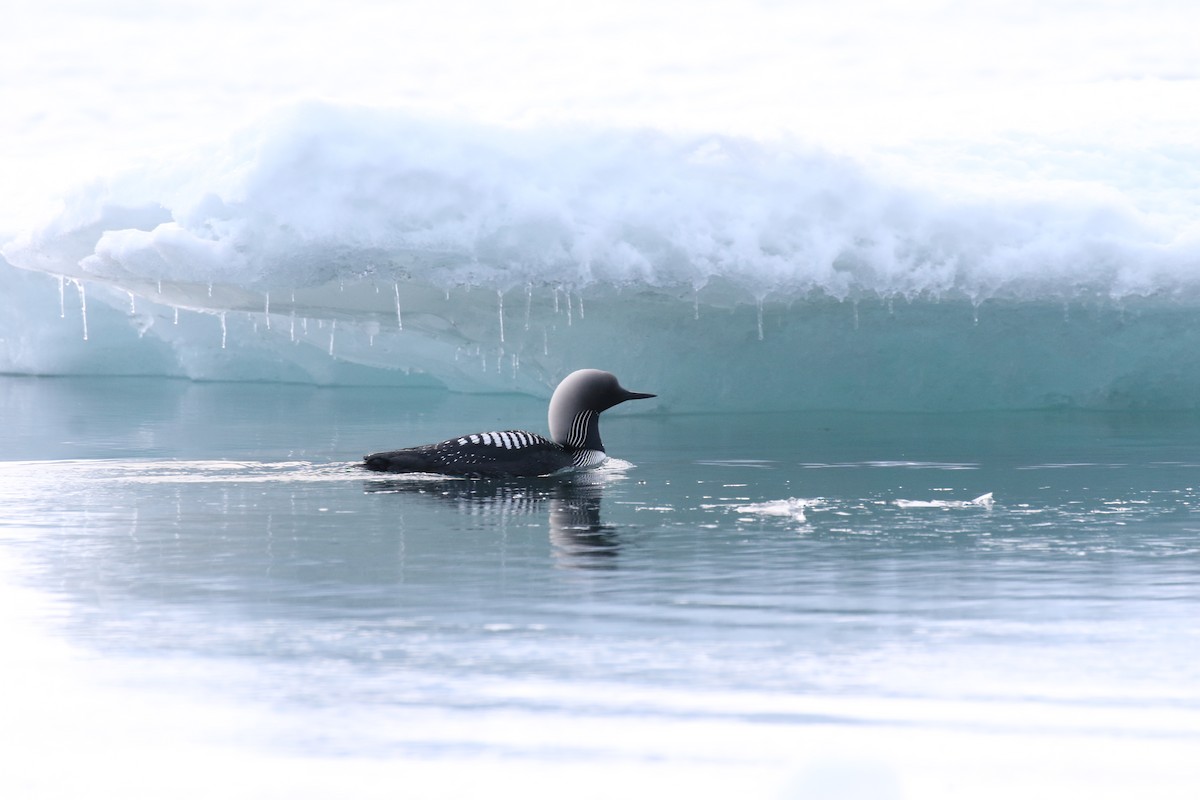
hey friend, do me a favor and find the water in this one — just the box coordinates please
[3,375,1199,798]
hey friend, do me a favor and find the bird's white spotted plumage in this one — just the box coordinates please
[458,431,540,450]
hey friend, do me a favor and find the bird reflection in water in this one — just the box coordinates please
[364,475,623,569]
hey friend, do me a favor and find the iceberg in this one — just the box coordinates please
[5,103,1200,410]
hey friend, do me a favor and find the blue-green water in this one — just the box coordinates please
[2,376,1199,798]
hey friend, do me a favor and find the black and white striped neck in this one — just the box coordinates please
[564,409,603,452]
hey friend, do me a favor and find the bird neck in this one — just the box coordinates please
[559,409,603,452]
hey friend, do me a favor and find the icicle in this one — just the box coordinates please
[58,275,65,318]
[74,280,88,341]
[578,293,585,320]
[511,353,520,379]
[157,280,162,295]
[328,320,336,356]
[393,282,403,330]
[497,290,505,343]
[128,291,136,314]
[480,350,487,372]
[972,299,981,326]
[524,283,532,331]
[543,327,549,356]
[303,317,309,334]
[208,282,213,298]
[554,288,560,314]
[264,292,271,330]
[756,298,764,341]
[173,307,179,325]
[566,291,573,326]
[220,312,227,349]
[289,311,296,342]
[694,291,700,321]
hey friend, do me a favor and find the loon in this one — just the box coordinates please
[362,369,655,477]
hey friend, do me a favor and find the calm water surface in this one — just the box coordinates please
[2,376,1199,798]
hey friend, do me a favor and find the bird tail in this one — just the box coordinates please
[362,449,428,473]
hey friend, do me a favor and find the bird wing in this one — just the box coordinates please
[365,430,569,477]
